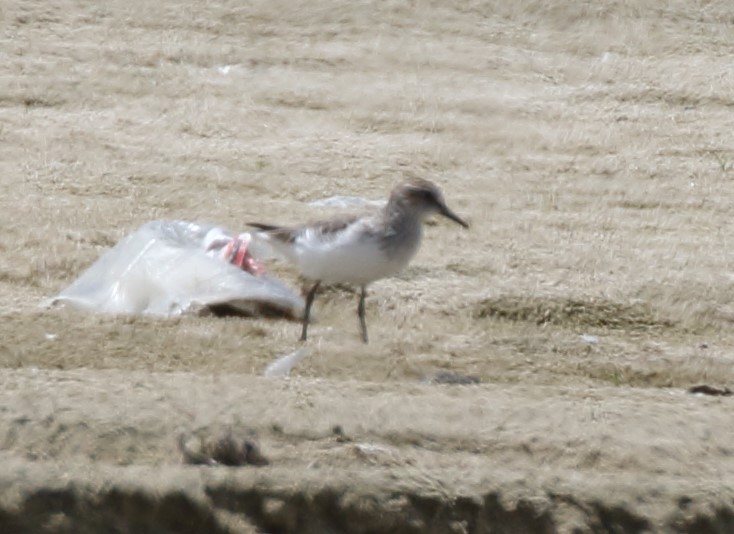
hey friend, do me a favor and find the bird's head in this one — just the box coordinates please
[390,177,469,228]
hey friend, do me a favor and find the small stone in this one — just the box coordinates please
[430,372,480,385]
[688,385,732,397]
[178,428,269,467]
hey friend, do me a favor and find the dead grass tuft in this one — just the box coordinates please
[473,295,675,333]
[0,92,65,109]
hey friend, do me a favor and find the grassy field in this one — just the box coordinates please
[1,0,733,531]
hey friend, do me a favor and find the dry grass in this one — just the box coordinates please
[2,0,734,392]
[4,2,734,529]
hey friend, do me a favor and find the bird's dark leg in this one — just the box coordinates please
[357,285,368,344]
[301,281,321,341]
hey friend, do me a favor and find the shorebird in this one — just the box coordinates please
[249,178,469,343]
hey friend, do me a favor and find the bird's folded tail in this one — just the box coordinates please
[246,222,296,261]
[247,222,283,232]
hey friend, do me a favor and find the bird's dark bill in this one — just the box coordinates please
[439,205,469,228]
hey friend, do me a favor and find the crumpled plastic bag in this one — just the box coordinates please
[42,220,304,319]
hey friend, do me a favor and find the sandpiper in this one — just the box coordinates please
[249,178,469,343]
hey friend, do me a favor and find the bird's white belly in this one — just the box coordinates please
[296,237,416,285]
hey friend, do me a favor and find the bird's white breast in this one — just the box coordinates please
[292,218,421,285]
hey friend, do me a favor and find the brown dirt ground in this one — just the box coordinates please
[1,0,734,532]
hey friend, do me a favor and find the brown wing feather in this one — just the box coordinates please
[249,213,371,246]
[310,214,363,238]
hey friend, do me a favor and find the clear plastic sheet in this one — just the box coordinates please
[43,220,304,319]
